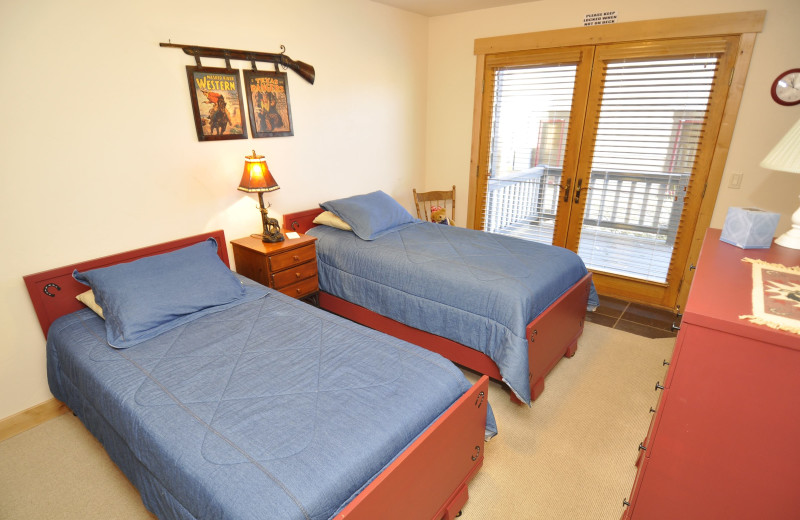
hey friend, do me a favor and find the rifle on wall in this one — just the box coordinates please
[160,42,315,85]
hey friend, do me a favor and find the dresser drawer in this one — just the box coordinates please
[272,260,318,290]
[268,244,316,272]
[277,276,319,299]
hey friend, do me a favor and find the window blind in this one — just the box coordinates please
[576,56,719,283]
[483,63,578,245]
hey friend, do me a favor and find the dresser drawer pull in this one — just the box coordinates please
[623,499,630,507]
[295,272,301,278]
[296,288,302,294]
[530,329,538,342]
[638,442,647,452]
[293,255,300,261]
[649,407,656,413]
[663,359,670,366]
[655,382,664,391]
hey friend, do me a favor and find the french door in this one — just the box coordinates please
[473,36,740,308]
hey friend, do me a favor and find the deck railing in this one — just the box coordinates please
[485,168,552,233]
[485,166,688,242]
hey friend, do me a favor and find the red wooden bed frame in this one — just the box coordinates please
[23,230,489,520]
[284,208,592,404]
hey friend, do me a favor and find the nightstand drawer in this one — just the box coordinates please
[268,244,316,271]
[231,233,318,302]
[277,276,319,299]
[272,261,318,289]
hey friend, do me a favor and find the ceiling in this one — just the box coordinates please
[370,0,537,17]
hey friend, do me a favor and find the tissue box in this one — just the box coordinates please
[719,207,780,249]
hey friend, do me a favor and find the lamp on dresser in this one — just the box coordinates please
[238,150,284,243]
[761,116,800,249]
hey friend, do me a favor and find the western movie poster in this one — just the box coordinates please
[243,70,293,138]
[186,66,247,141]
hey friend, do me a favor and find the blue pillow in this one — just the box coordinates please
[320,190,416,240]
[73,238,245,348]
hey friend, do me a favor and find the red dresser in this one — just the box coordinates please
[623,228,800,519]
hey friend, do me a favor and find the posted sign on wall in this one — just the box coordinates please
[583,11,618,26]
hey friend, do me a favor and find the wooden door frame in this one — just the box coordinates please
[567,36,740,308]
[467,10,765,310]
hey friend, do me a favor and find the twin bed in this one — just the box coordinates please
[24,230,496,520]
[284,190,597,405]
[23,189,594,518]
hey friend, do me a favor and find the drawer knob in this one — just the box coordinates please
[296,288,302,294]
[295,272,301,278]
[293,255,300,261]
[655,382,664,391]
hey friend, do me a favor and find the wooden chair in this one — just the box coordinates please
[413,185,456,224]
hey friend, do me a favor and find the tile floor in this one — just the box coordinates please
[586,295,680,339]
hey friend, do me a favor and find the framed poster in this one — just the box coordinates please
[243,70,293,138]
[186,66,248,141]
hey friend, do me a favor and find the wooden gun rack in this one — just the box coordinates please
[160,42,315,84]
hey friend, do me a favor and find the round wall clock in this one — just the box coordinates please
[771,69,800,106]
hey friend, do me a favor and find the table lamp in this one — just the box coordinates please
[238,150,284,243]
[761,116,800,249]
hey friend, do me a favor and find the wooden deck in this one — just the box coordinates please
[491,219,673,283]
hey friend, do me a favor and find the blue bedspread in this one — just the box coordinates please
[308,222,598,404]
[47,280,496,520]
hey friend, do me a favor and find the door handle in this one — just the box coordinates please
[562,178,572,203]
[574,178,582,203]
[574,178,591,204]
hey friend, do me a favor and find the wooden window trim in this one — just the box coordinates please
[466,11,764,311]
[468,10,764,228]
[473,11,765,55]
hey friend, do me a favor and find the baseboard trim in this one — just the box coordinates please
[0,399,69,442]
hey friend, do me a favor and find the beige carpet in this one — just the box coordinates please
[461,322,675,519]
[0,322,674,519]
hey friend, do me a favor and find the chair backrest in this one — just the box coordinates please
[413,185,456,224]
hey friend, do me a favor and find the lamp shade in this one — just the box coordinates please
[761,117,800,174]
[238,150,279,192]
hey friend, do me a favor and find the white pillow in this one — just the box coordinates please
[313,210,352,231]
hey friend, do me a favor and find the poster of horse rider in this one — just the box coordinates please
[243,69,293,138]
[185,66,247,141]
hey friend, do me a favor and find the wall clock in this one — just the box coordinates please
[771,69,800,106]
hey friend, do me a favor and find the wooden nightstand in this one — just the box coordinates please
[231,234,319,302]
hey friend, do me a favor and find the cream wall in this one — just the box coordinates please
[425,0,800,229]
[0,0,428,420]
